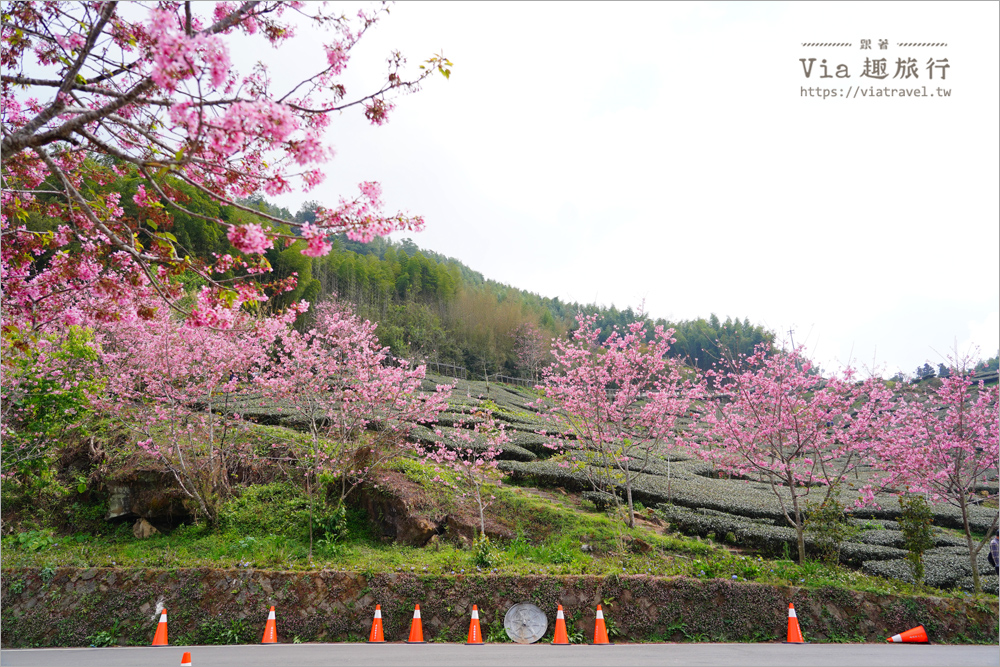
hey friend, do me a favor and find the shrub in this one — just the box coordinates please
[15,529,57,552]
[863,551,997,591]
[195,618,254,645]
[582,491,618,511]
[897,493,936,585]
[805,497,858,565]
[473,534,499,568]
[218,482,311,540]
[87,620,122,648]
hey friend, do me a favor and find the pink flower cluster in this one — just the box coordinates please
[299,223,332,258]
[226,223,273,254]
[1,0,451,399]
[324,43,350,74]
[146,9,230,92]
[309,181,424,245]
[133,184,157,208]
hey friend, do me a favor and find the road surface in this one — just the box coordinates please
[2,643,998,667]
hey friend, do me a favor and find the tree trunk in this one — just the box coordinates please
[959,494,981,595]
[791,489,806,565]
[307,470,314,561]
[206,395,215,492]
[625,482,635,528]
[475,483,486,538]
[308,419,320,562]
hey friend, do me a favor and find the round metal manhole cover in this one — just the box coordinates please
[504,602,548,644]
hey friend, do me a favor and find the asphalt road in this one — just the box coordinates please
[2,643,998,667]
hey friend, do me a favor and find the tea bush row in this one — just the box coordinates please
[499,460,998,532]
[853,529,966,549]
[407,425,538,462]
[862,552,999,591]
[654,504,908,565]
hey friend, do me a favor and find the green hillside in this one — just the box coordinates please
[6,174,996,650]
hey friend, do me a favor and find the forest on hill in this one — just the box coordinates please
[110,184,777,378]
[22,164,998,384]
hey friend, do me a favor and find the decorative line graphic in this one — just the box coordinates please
[799,41,948,48]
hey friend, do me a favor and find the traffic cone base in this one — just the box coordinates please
[180,652,192,666]
[887,624,929,644]
[593,605,611,645]
[368,604,385,643]
[783,603,807,644]
[552,604,569,645]
[152,609,168,646]
[466,605,484,644]
[407,604,426,643]
[261,606,278,644]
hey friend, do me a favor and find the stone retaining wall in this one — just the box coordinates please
[1,567,996,647]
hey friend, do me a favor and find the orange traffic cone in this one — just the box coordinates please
[466,605,484,644]
[784,603,805,644]
[180,652,192,666]
[406,604,426,643]
[593,605,610,645]
[152,609,168,646]
[261,606,277,644]
[368,604,385,643]
[887,625,929,644]
[552,604,569,645]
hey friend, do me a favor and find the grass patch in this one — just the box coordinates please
[4,474,993,608]
[3,389,995,607]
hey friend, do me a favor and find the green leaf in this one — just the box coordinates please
[219,289,238,308]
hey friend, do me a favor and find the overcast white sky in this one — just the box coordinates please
[263,1,999,377]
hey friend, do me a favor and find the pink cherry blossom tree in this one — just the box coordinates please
[1,3,452,524]
[540,314,702,528]
[417,408,507,540]
[697,344,894,564]
[256,297,450,556]
[94,307,281,524]
[873,355,999,594]
[2,1,451,325]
